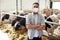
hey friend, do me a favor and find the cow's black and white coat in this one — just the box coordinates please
[11,17,26,31]
[2,14,10,21]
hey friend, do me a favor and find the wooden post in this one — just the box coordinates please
[20,0,22,10]
[16,0,18,15]
[50,0,53,8]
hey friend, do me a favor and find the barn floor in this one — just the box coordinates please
[0,22,59,40]
[0,22,27,40]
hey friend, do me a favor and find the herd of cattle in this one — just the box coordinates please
[1,14,26,31]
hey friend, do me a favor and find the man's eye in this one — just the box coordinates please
[34,6,38,8]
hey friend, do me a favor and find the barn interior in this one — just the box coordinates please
[0,0,60,40]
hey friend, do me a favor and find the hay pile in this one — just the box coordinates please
[0,22,27,40]
[0,22,51,40]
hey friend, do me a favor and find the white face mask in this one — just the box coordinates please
[33,8,39,12]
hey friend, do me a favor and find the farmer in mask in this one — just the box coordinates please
[26,2,45,40]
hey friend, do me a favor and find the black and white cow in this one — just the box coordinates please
[11,17,26,31]
[2,14,26,31]
[45,16,53,30]
[2,14,10,21]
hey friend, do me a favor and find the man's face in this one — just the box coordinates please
[33,4,39,8]
[32,4,39,13]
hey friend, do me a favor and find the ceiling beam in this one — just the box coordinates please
[51,0,60,2]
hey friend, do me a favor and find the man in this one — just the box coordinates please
[26,3,45,40]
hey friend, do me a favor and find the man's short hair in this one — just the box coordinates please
[33,2,39,5]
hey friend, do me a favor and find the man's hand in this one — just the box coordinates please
[26,24,33,29]
[37,25,45,30]
[26,24,45,30]
[26,24,39,29]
